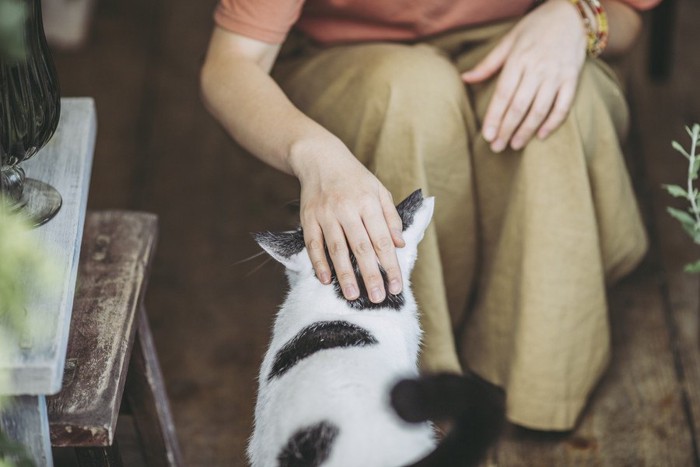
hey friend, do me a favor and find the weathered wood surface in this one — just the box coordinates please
[47,211,158,447]
[482,264,695,466]
[74,443,124,467]
[628,0,700,459]
[0,396,53,466]
[0,98,96,395]
[125,306,184,467]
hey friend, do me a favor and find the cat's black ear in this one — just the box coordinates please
[254,229,307,270]
[395,189,434,255]
[396,189,425,231]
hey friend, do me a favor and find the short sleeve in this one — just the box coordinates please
[214,0,305,44]
[618,0,662,10]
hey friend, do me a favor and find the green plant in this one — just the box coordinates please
[663,123,700,272]
[0,206,56,467]
[0,0,26,62]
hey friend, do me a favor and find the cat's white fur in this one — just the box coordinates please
[249,197,436,467]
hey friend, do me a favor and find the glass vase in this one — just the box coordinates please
[0,0,62,227]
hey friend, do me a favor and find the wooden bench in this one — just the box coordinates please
[47,211,183,466]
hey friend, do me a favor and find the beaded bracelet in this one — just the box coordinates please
[569,0,609,58]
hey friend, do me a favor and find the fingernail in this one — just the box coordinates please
[370,287,385,303]
[389,279,402,295]
[319,271,330,284]
[483,126,497,141]
[345,284,359,300]
[511,138,523,150]
[491,140,506,153]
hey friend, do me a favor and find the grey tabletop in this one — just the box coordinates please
[0,97,96,396]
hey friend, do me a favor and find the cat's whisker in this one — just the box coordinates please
[234,250,267,265]
[245,256,273,277]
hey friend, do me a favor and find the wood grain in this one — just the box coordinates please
[628,0,700,460]
[0,98,96,396]
[482,265,695,466]
[125,306,183,467]
[47,211,158,447]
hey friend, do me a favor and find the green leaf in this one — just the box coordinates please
[667,206,696,226]
[688,124,700,140]
[663,184,688,198]
[672,140,691,158]
[693,158,700,179]
[684,259,700,273]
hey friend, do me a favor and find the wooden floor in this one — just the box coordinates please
[50,0,700,465]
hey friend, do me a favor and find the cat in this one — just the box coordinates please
[249,189,504,467]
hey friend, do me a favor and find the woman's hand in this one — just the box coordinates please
[290,137,405,303]
[462,0,588,152]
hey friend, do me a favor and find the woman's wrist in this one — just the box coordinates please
[568,0,609,57]
[287,133,350,183]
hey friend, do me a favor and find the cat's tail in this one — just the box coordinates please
[390,372,505,467]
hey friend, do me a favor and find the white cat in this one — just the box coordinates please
[249,190,503,467]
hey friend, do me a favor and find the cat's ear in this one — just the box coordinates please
[397,189,434,248]
[254,229,308,271]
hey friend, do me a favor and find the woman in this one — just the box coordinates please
[200,0,659,430]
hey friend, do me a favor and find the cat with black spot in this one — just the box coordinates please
[250,190,504,467]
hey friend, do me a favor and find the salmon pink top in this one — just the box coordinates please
[215,0,661,45]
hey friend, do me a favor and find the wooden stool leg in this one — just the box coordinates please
[75,442,124,467]
[125,306,183,467]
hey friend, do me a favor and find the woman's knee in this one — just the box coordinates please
[355,44,468,115]
[568,60,630,141]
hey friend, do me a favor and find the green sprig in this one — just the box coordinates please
[663,123,700,272]
[0,205,57,467]
[0,0,27,62]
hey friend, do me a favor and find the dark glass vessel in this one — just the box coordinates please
[0,0,61,226]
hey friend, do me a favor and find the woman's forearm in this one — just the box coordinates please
[200,28,346,178]
[601,0,643,57]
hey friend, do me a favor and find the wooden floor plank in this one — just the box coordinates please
[628,1,700,462]
[483,264,694,466]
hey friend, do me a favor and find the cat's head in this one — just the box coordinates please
[254,189,434,308]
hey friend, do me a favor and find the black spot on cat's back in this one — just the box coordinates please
[268,321,378,381]
[278,421,339,467]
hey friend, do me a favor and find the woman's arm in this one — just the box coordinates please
[462,0,642,153]
[200,27,405,304]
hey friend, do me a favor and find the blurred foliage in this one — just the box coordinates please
[0,0,27,62]
[0,205,57,466]
[663,124,700,273]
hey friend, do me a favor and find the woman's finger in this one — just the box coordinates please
[381,191,405,248]
[363,205,403,296]
[510,79,558,150]
[320,219,360,300]
[303,220,331,284]
[482,61,524,149]
[492,70,541,152]
[537,77,578,139]
[461,32,515,84]
[342,214,387,304]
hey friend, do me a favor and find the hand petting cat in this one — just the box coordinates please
[290,136,406,304]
